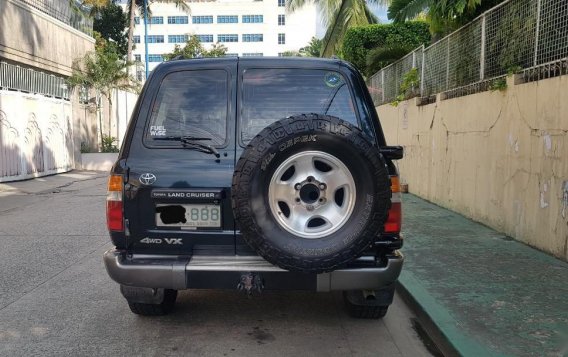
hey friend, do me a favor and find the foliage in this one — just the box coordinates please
[286,0,379,57]
[93,2,128,58]
[80,141,92,153]
[366,44,415,77]
[162,36,228,60]
[391,68,420,105]
[68,40,139,99]
[387,0,507,36]
[280,50,303,57]
[487,1,536,76]
[299,37,323,57]
[101,135,120,153]
[68,42,139,151]
[342,22,430,75]
[489,77,507,91]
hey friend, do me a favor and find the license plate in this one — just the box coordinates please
[156,204,221,228]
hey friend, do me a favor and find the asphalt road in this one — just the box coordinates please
[0,172,433,357]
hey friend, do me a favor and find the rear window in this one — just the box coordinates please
[240,68,359,143]
[145,70,228,146]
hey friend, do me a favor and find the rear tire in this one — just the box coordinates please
[345,302,389,319]
[127,289,178,316]
[343,289,393,319]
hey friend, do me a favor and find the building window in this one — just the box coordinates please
[242,34,263,42]
[225,53,238,57]
[278,33,285,44]
[242,15,263,23]
[146,35,164,43]
[217,15,238,23]
[278,14,285,26]
[134,54,141,62]
[278,52,284,57]
[148,54,164,62]
[218,34,238,42]
[133,35,140,44]
[192,16,214,24]
[168,35,188,43]
[134,17,140,25]
[196,34,214,43]
[167,16,188,24]
[149,17,163,25]
[278,0,285,7]
[242,53,263,56]
[79,85,89,104]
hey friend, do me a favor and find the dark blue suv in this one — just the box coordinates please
[103,57,404,318]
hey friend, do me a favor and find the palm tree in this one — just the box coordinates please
[68,42,140,150]
[126,0,190,62]
[387,0,506,35]
[287,0,387,57]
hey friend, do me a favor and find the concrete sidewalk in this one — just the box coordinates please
[0,171,107,196]
[399,194,568,357]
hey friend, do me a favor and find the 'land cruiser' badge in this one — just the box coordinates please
[139,173,157,185]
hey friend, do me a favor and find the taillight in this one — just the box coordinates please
[384,176,402,234]
[106,175,124,232]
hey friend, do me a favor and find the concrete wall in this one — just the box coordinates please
[377,75,568,261]
[0,0,95,76]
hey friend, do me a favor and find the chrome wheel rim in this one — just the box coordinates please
[268,151,356,239]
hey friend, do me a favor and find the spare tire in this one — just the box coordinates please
[232,114,391,273]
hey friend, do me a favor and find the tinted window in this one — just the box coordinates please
[240,68,358,143]
[145,70,228,146]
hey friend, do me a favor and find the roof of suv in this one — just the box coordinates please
[150,56,357,75]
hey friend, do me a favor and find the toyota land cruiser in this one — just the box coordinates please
[103,57,404,318]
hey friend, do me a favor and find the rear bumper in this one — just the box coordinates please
[103,249,404,292]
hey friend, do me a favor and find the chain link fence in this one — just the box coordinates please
[368,0,568,106]
[18,0,93,36]
[0,62,70,100]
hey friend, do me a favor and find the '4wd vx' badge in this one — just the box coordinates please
[139,173,157,185]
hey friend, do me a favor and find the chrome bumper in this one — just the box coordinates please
[103,249,404,292]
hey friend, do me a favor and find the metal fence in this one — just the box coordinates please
[0,62,70,100]
[17,0,93,36]
[368,0,568,105]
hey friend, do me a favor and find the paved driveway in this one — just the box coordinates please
[0,172,432,357]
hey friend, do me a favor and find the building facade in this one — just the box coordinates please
[121,0,319,73]
[0,0,97,182]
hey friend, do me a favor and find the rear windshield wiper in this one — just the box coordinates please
[153,136,220,158]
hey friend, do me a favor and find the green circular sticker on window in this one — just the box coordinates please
[324,72,343,87]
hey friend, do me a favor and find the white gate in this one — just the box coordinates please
[0,90,74,182]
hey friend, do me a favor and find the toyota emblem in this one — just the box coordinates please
[139,173,157,185]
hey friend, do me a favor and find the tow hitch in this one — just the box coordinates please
[237,273,264,296]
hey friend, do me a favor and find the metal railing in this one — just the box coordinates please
[0,62,70,100]
[17,0,93,36]
[368,0,568,105]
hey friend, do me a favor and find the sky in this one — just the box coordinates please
[370,4,390,23]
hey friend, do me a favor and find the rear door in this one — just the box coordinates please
[123,59,237,254]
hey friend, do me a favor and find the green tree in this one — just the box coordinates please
[163,35,228,60]
[68,40,139,151]
[93,2,128,58]
[299,37,323,57]
[286,0,382,57]
[387,0,507,35]
[342,22,430,75]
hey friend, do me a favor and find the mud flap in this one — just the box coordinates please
[120,285,166,304]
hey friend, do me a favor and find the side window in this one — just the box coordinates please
[326,84,357,121]
[145,70,228,146]
[240,68,359,144]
